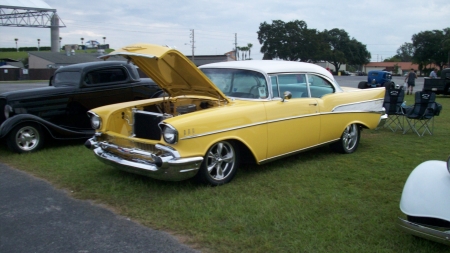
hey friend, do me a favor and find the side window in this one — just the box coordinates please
[85,68,128,86]
[273,74,307,98]
[306,74,334,98]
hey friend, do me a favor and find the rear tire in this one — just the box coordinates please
[330,124,360,154]
[195,140,239,186]
[358,81,368,89]
[7,123,45,153]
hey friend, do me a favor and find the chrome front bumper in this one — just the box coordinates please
[85,137,203,181]
[397,217,450,245]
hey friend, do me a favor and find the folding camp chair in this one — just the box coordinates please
[383,87,405,132]
[403,92,439,136]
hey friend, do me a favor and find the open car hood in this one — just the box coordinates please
[100,43,229,103]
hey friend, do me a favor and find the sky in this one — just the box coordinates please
[1,0,449,62]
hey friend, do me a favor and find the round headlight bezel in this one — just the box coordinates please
[162,124,178,144]
[89,112,102,130]
[4,105,12,119]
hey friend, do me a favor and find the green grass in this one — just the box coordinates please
[1,97,450,252]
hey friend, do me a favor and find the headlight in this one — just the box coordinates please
[162,125,178,144]
[89,112,102,129]
[4,105,12,119]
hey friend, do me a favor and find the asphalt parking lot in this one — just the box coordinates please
[0,164,199,253]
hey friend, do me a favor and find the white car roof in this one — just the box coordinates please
[200,60,334,79]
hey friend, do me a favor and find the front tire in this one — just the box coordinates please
[358,81,368,89]
[195,140,239,186]
[7,123,45,153]
[330,124,360,154]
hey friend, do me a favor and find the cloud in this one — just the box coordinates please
[1,0,449,61]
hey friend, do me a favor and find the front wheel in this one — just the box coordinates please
[7,123,45,153]
[195,140,239,186]
[357,81,368,89]
[330,124,360,154]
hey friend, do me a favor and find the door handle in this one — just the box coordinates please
[309,103,317,106]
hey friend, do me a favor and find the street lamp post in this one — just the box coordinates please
[37,39,40,51]
[14,38,18,52]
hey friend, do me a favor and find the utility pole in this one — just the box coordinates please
[234,33,238,61]
[190,29,195,64]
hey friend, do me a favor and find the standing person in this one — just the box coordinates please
[429,68,438,78]
[404,68,417,95]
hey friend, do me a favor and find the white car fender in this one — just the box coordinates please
[400,160,450,221]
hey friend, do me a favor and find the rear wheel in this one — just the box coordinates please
[358,81,368,89]
[330,124,360,154]
[195,140,239,186]
[7,123,45,153]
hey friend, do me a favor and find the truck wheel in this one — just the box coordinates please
[357,81,368,89]
[7,123,45,153]
[195,140,240,186]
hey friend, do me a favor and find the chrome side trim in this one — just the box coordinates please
[332,98,384,113]
[397,217,450,245]
[259,139,339,164]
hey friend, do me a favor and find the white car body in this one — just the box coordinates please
[398,157,450,245]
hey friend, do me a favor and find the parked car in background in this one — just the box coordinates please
[0,61,162,153]
[358,70,394,89]
[398,155,450,245]
[85,40,100,48]
[85,43,387,186]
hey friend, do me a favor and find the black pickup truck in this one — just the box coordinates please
[422,68,450,95]
[0,61,162,153]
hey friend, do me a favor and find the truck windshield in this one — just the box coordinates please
[53,71,80,87]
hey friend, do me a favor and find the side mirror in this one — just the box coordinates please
[283,91,292,101]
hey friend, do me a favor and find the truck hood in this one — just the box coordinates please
[100,43,230,103]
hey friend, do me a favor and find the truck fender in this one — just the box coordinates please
[399,160,450,222]
[0,114,93,139]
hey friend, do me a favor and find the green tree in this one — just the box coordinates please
[247,43,253,60]
[412,28,449,70]
[395,42,414,62]
[321,29,370,73]
[257,20,323,61]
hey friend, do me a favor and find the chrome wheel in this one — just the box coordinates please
[196,140,239,185]
[331,123,360,154]
[7,123,44,153]
[342,124,358,151]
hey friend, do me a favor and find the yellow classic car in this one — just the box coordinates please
[85,43,387,185]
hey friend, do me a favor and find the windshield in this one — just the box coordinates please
[53,71,80,87]
[201,68,268,99]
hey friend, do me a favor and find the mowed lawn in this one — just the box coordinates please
[1,96,449,253]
